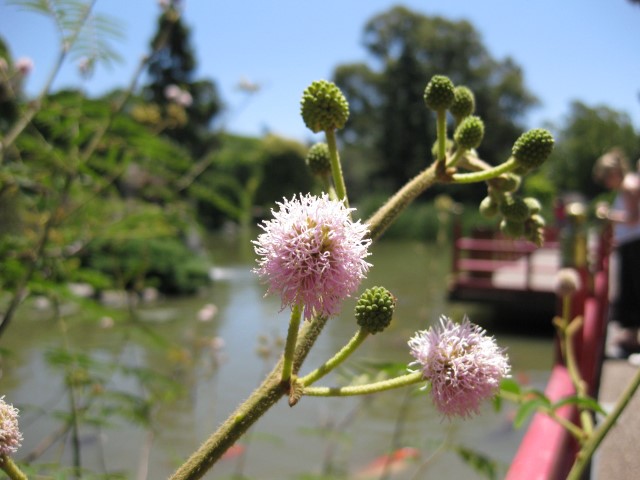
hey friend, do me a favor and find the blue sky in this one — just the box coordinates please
[1,0,639,143]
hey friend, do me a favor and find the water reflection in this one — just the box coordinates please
[0,237,554,479]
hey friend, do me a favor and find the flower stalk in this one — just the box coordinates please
[0,456,27,480]
[325,129,349,207]
[281,304,303,384]
[304,371,423,397]
[452,158,517,184]
[300,328,369,387]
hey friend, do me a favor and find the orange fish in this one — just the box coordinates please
[220,444,245,460]
[354,447,420,479]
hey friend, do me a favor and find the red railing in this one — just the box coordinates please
[505,226,611,480]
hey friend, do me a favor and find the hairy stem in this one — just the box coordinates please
[170,316,328,480]
[366,163,438,241]
[304,371,423,397]
[300,328,369,386]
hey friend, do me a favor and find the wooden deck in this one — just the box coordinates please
[447,228,561,315]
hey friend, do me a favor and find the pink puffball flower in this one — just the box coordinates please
[253,193,371,321]
[408,315,510,418]
[0,396,23,456]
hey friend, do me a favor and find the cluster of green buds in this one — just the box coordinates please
[480,189,545,245]
[423,75,484,166]
[422,74,553,246]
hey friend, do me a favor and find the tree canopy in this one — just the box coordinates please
[334,6,538,198]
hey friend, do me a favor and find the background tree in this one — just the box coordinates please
[334,6,538,200]
[142,1,222,158]
[544,101,640,198]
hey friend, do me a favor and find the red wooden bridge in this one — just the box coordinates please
[448,225,562,317]
[448,222,616,479]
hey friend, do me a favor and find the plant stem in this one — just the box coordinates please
[300,328,369,386]
[304,371,423,397]
[436,109,447,163]
[566,365,640,480]
[0,456,27,480]
[366,162,438,241]
[281,304,303,383]
[325,129,349,208]
[170,315,328,480]
[451,158,517,184]
[562,311,595,436]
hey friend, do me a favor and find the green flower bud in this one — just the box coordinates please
[500,196,530,222]
[479,196,499,219]
[354,286,396,334]
[523,197,542,215]
[512,129,554,170]
[423,75,455,111]
[450,86,475,120]
[300,80,349,133]
[454,115,484,150]
[529,213,546,227]
[500,219,525,238]
[490,173,521,193]
[305,143,331,177]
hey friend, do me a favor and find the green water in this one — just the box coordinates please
[0,236,554,479]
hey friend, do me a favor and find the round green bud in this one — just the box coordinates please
[300,80,349,133]
[423,75,455,111]
[525,224,545,246]
[491,173,521,193]
[500,219,525,238]
[500,196,531,222]
[305,142,331,177]
[530,213,546,227]
[450,86,475,120]
[523,197,542,215]
[512,129,554,170]
[354,286,396,334]
[479,196,499,218]
[454,115,484,150]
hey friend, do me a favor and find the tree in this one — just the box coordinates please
[143,2,222,158]
[545,101,640,198]
[334,6,538,198]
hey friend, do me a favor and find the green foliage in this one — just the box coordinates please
[81,235,210,294]
[193,133,311,229]
[454,446,500,480]
[544,101,640,197]
[8,0,124,69]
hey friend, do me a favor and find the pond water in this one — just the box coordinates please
[1,235,555,479]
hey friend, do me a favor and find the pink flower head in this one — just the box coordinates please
[253,193,371,320]
[408,315,510,418]
[0,396,23,456]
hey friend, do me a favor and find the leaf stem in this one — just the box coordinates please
[303,371,423,397]
[451,158,517,184]
[300,328,369,387]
